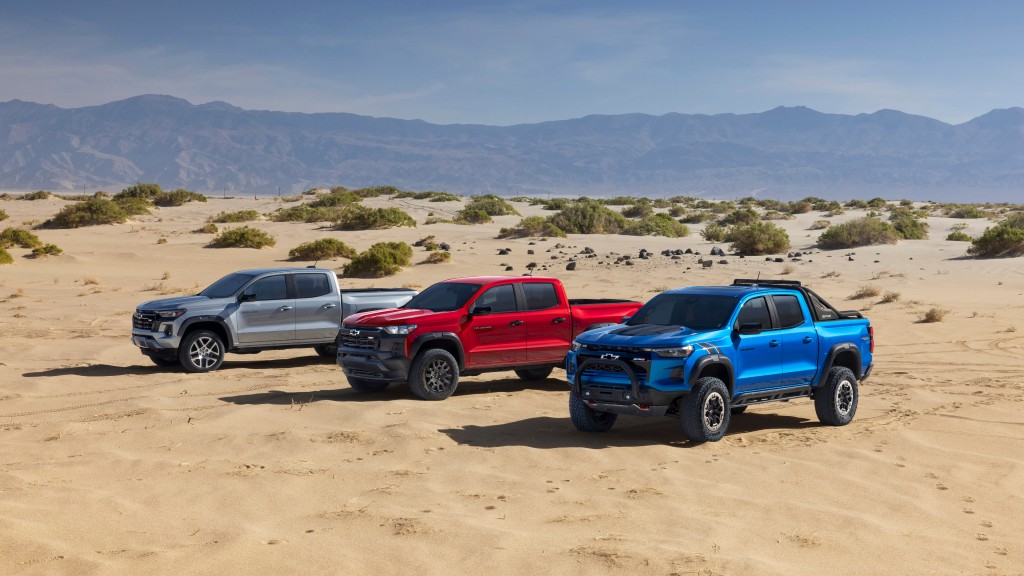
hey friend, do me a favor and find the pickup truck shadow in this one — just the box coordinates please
[23,356,333,378]
[438,412,815,449]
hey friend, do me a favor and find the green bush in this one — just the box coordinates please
[0,209,7,221]
[193,222,218,234]
[542,198,572,211]
[288,238,357,261]
[946,230,972,241]
[621,202,654,219]
[701,223,727,242]
[115,182,163,201]
[46,197,130,228]
[463,194,519,217]
[845,199,868,209]
[623,214,690,237]
[335,206,416,230]
[866,197,888,209]
[19,190,52,201]
[0,227,43,249]
[270,204,345,223]
[423,251,451,264]
[212,210,260,223]
[208,226,276,249]
[889,209,929,239]
[949,205,986,219]
[968,226,1024,257]
[344,242,413,277]
[153,189,206,207]
[681,211,714,224]
[548,199,628,234]
[352,185,401,197]
[816,217,900,249]
[496,216,567,238]
[600,196,638,206]
[0,247,12,264]
[725,221,790,255]
[719,207,759,226]
[309,190,362,208]
[31,243,62,257]
[456,209,492,224]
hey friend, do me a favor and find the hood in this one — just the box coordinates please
[578,323,715,348]
[345,308,463,326]
[138,295,210,310]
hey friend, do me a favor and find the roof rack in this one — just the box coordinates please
[732,278,803,288]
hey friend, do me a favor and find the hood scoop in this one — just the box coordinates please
[608,324,682,336]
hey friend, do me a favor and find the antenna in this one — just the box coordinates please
[308,260,319,269]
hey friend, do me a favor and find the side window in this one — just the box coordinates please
[249,275,288,301]
[772,295,806,328]
[523,282,560,311]
[736,296,771,329]
[294,273,331,299]
[474,285,517,314]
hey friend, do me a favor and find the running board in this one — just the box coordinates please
[733,385,812,407]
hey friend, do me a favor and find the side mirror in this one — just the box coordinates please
[238,291,256,303]
[470,305,493,316]
[621,316,632,323]
[737,322,763,335]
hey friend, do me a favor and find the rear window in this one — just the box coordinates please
[523,282,560,311]
[772,294,806,328]
[294,273,332,299]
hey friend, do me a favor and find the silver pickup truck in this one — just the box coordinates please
[131,267,416,372]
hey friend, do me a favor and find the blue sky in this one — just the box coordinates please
[1,1,1020,125]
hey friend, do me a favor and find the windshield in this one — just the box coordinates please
[403,282,482,312]
[626,293,737,330]
[200,272,257,299]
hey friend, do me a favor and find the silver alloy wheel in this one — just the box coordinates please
[703,391,726,432]
[189,336,221,369]
[835,380,854,415]
[424,359,453,393]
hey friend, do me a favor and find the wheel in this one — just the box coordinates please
[569,391,617,432]
[514,366,553,381]
[409,348,459,400]
[148,355,179,368]
[680,377,731,442]
[346,376,390,394]
[814,366,859,426]
[730,405,748,415]
[314,343,337,359]
[177,329,225,373]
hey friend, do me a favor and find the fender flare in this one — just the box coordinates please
[409,332,466,369]
[817,343,863,386]
[688,354,735,393]
[179,315,234,349]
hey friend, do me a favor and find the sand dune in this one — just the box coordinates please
[1,193,1022,575]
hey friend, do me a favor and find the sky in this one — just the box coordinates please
[1,0,1021,126]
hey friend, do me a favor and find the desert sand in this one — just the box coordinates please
[1,192,1022,576]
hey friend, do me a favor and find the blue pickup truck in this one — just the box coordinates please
[565,279,874,442]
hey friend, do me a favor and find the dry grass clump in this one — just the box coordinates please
[156,237,168,245]
[19,190,52,201]
[82,276,100,285]
[920,308,948,323]
[423,251,451,264]
[0,247,12,265]
[193,222,218,234]
[0,209,8,222]
[809,220,831,230]
[850,285,882,300]
[880,291,901,303]
[30,244,62,257]
[781,264,795,275]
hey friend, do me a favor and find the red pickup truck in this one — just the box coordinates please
[337,276,642,400]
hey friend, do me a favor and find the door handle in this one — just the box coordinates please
[322,303,337,309]
[509,320,524,327]
[769,340,780,347]
[802,336,813,344]
[552,317,566,324]
[278,306,293,311]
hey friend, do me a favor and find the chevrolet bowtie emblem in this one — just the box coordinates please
[601,353,619,360]
[349,329,360,336]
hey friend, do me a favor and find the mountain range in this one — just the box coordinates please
[2,94,1024,201]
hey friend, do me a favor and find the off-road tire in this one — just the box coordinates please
[409,348,459,400]
[680,377,731,443]
[149,355,179,368]
[814,366,859,426]
[314,343,337,359]
[514,366,553,381]
[569,391,617,433]
[346,376,390,394]
[178,329,225,373]
[730,405,748,415]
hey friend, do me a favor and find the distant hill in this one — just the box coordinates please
[2,94,1023,201]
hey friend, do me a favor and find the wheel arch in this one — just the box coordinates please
[688,355,735,396]
[180,316,233,349]
[409,332,465,370]
[817,343,862,386]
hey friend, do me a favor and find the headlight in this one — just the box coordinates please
[653,345,694,358]
[570,340,582,352]
[382,324,417,335]
[156,309,186,318]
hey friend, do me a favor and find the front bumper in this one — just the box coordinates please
[336,328,411,382]
[131,331,181,353]
[567,353,683,417]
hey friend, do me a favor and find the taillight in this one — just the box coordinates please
[868,326,875,353]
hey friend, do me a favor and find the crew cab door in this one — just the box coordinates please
[293,272,342,341]
[732,296,782,394]
[771,294,819,386]
[522,281,572,362]
[236,274,295,345]
[462,283,526,367]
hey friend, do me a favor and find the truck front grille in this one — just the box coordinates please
[132,310,160,331]
[340,327,378,350]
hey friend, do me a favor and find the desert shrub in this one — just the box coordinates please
[0,193,12,201]
[464,194,519,217]
[889,209,929,239]
[309,190,362,207]
[968,225,1024,257]
[427,192,461,202]
[343,242,413,277]
[866,197,888,209]
[115,182,163,201]
[208,226,276,249]
[548,199,628,234]
[725,221,790,255]
[335,206,416,230]
[787,201,813,214]
[845,199,868,209]
[946,230,972,241]
[288,238,357,261]
[456,209,492,224]
[761,211,793,221]
[542,198,573,211]
[681,211,714,224]
[621,202,654,219]
[850,285,882,300]
[114,196,152,217]
[156,238,168,245]
[719,207,759,226]
[153,189,206,206]
[270,204,344,223]
[31,243,62,257]
[809,220,831,230]
[668,206,685,217]
[601,196,638,206]
[1,227,43,248]
[352,185,400,197]
[212,210,260,223]
[817,217,899,249]
[949,205,986,219]
[0,247,12,264]
[193,222,219,234]
[46,197,130,228]
[701,223,727,242]
[19,190,52,201]
[496,216,567,238]
[623,214,690,237]
[0,209,8,222]
[880,291,901,303]
[423,251,451,264]
[920,308,947,323]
